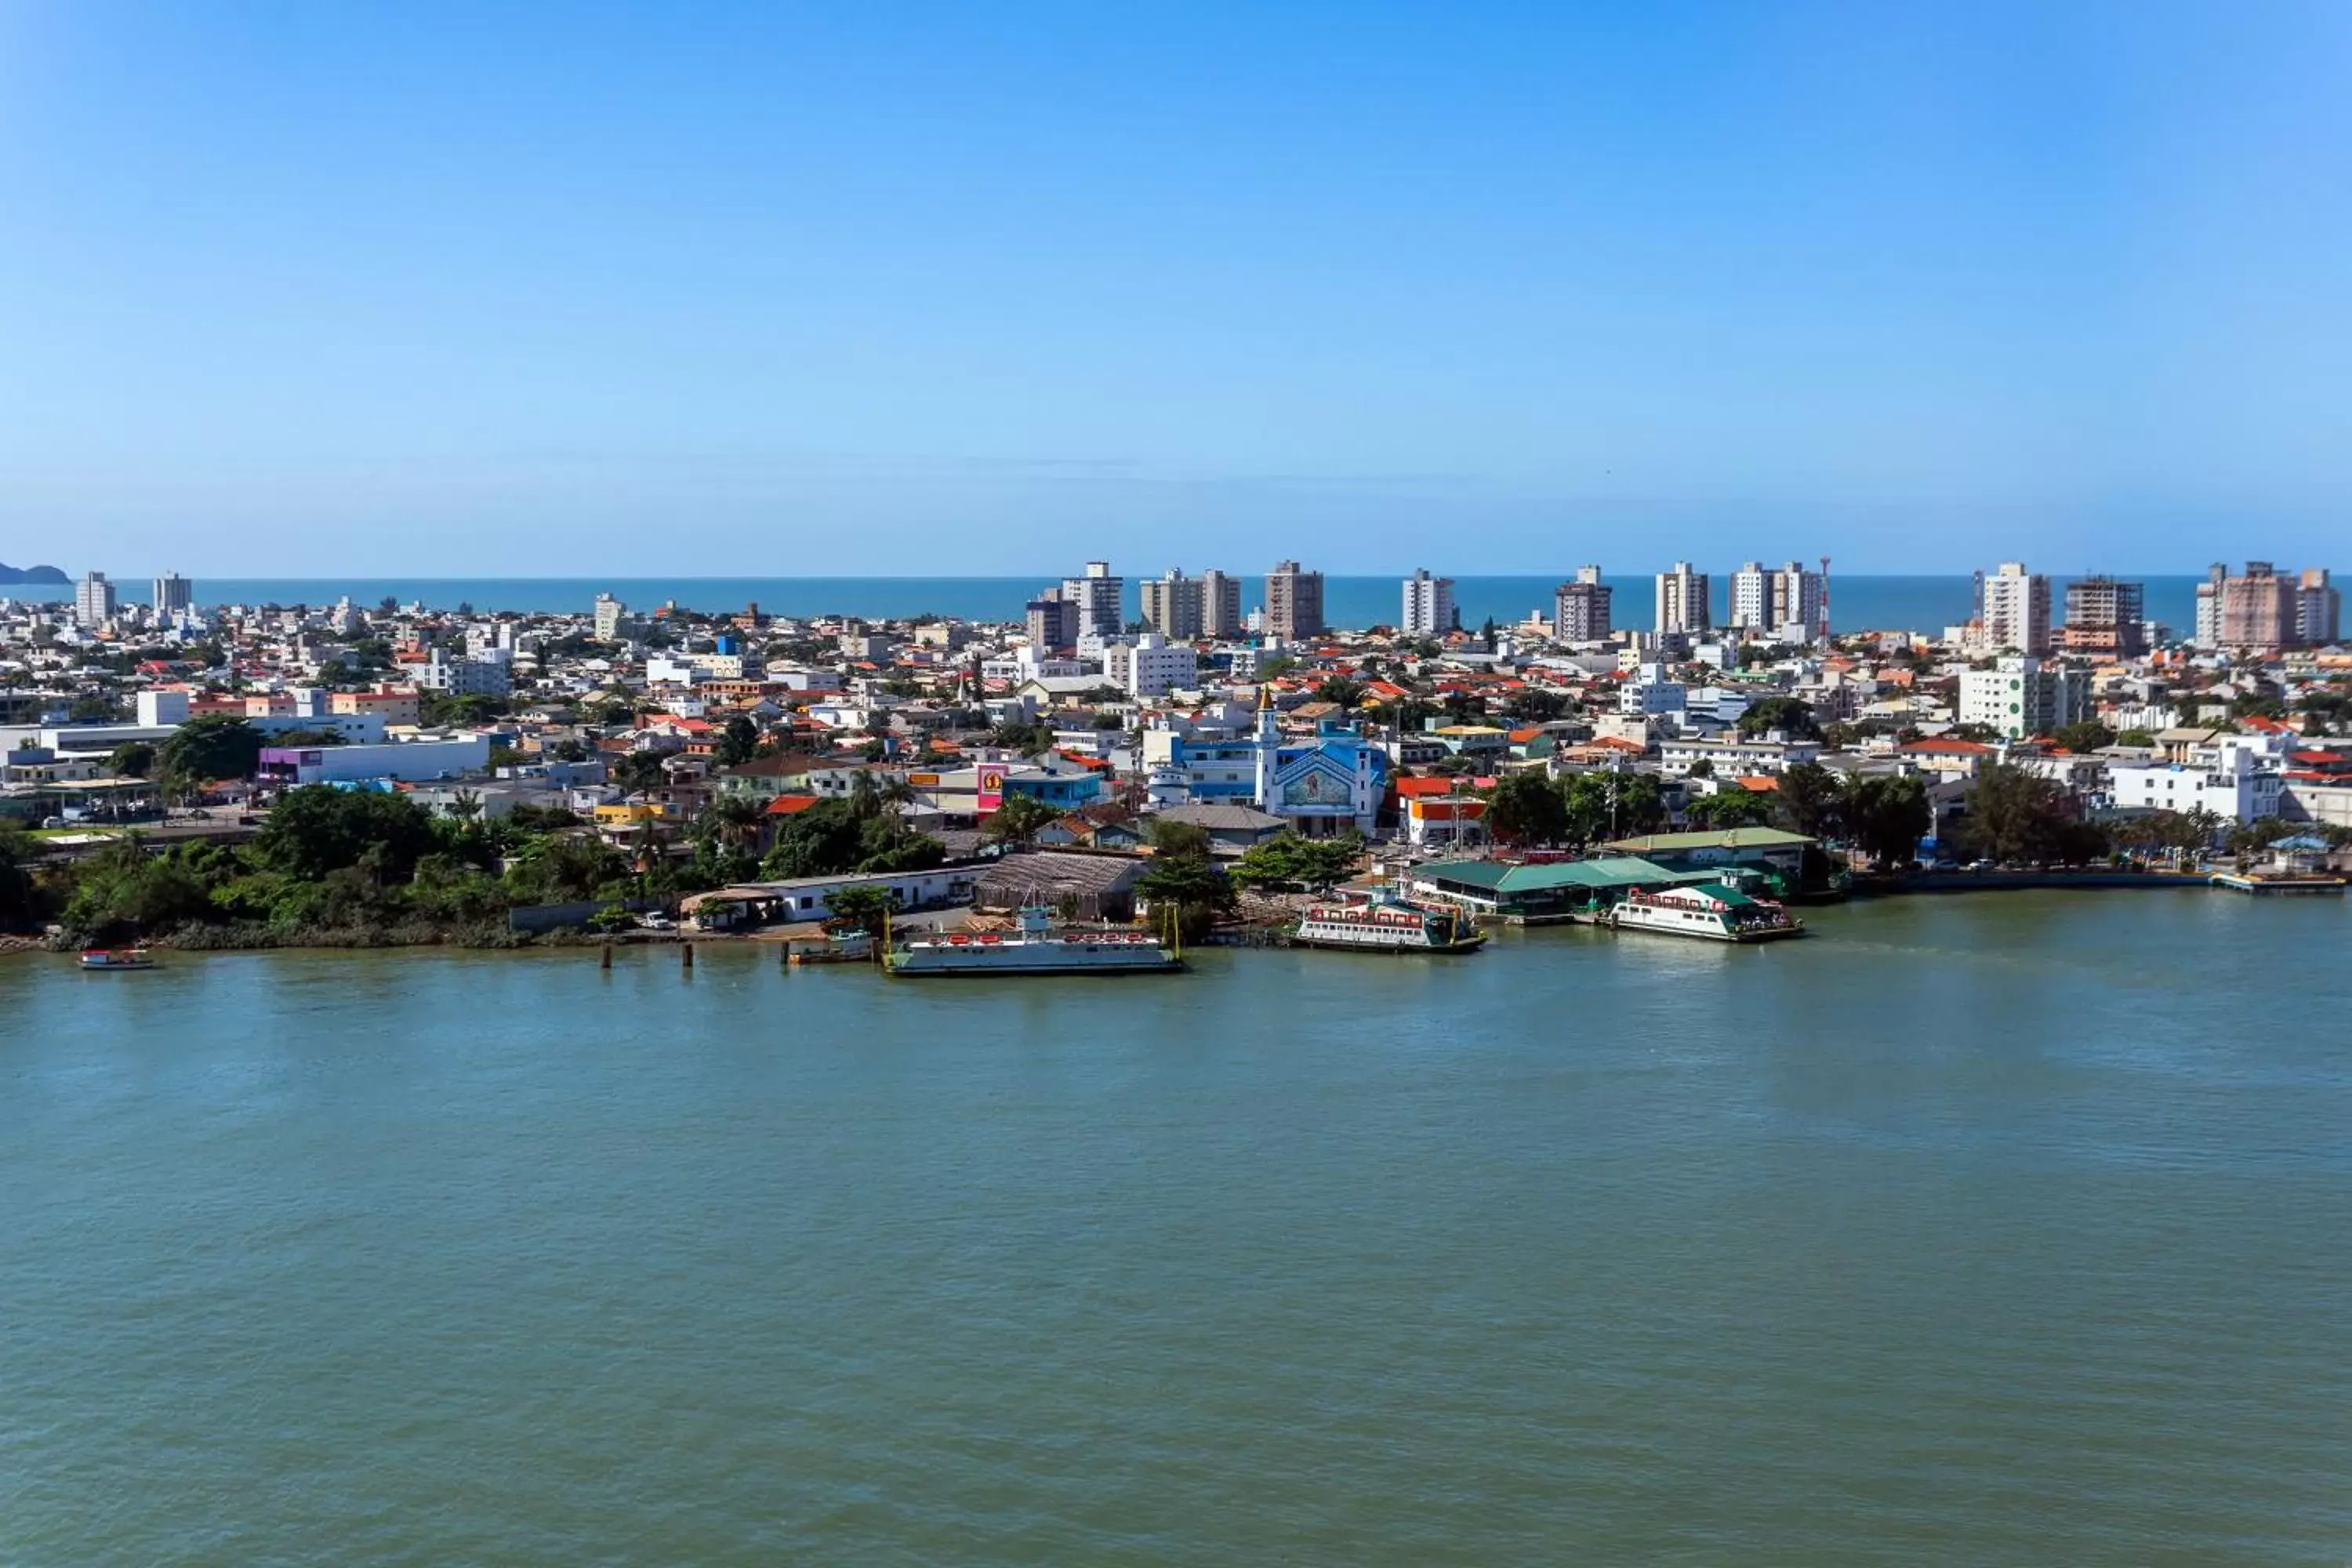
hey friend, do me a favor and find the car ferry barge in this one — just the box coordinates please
[882,907,1184,977]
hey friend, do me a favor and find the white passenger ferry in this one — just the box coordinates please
[883,907,1184,977]
[1290,892,1486,954]
[1603,884,1804,943]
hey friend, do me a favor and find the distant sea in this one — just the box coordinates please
[36,575,2209,638]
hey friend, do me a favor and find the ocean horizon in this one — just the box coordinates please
[27,573,2213,637]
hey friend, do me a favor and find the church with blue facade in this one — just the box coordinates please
[1149,691,1387,838]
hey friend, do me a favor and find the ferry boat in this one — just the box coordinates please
[78,947,158,971]
[786,928,873,965]
[1289,892,1486,954]
[1602,884,1803,943]
[882,907,1184,978]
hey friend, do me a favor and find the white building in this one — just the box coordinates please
[258,735,492,786]
[593,593,627,640]
[2107,738,2283,823]
[1658,735,1821,778]
[1976,562,2052,655]
[152,572,193,617]
[1401,568,1456,637]
[75,572,117,627]
[1654,562,1710,636]
[1729,561,1827,644]
[1106,634,1198,699]
[1618,664,1687,717]
[417,647,513,698]
[1958,655,2089,739]
[1061,561,1125,641]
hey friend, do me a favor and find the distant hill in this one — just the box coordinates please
[0,561,71,586]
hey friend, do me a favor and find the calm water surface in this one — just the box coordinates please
[3,893,2348,1565]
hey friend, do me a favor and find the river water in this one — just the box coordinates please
[4,893,2348,1565]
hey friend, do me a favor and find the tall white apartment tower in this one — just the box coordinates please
[1400,568,1456,636]
[1654,561,1710,636]
[152,572,193,618]
[1977,561,2052,655]
[75,571,117,626]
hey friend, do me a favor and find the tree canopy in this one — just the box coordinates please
[1737,695,1822,741]
[1486,771,1568,846]
[1229,830,1363,891]
[158,716,265,786]
[1955,764,2107,866]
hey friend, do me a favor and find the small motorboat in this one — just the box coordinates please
[79,948,157,971]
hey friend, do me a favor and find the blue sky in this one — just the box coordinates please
[2,2,2347,577]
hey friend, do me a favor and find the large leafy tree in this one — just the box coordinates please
[106,742,157,779]
[1560,771,1665,846]
[1955,764,2107,866]
[715,715,760,766]
[1842,775,1933,868]
[158,716,265,788]
[1135,849,1236,940]
[1230,830,1363,892]
[1684,787,1774,829]
[824,883,896,934]
[252,786,440,883]
[0,824,41,928]
[1773,761,1845,840]
[1486,771,1568,846]
[762,798,945,880]
[1737,695,1822,741]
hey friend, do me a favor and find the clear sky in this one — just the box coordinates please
[2,2,2347,578]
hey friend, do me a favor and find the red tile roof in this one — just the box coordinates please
[763,794,824,816]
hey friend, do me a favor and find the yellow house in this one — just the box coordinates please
[593,800,683,827]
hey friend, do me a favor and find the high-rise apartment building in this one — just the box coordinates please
[1400,568,1455,637]
[1265,560,1325,641]
[2194,564,2226,649]
[1139,569,1206,639]
[1976,562,2052,655]
[2217,561,2298,651]
[1200,570,1244,639]
[1059,561,1126,642]
[2060,576,2146,657]
[1025,590,1080,654]
[1730,561,1826,643]
[593,592,627,640]
[2298,568,2341,646]
[1653,561,1710,636]
[152,572,193,618]
[1552,566,1612,644]
[74,571,116,626]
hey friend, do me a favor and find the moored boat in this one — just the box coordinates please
[883,907,1184,977]
[1603,884,1803,943]
[786,928,873,965]
[79,947,158,971]
[1289,892,1485,953]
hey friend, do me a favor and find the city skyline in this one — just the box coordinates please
[5,3,2350,573]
